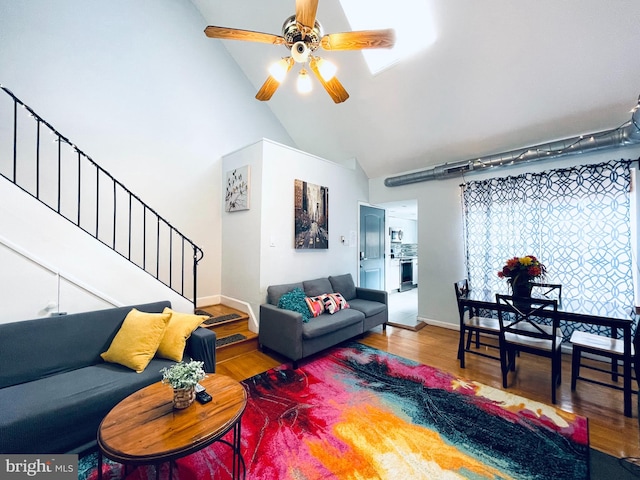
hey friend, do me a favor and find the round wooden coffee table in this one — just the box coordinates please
[97,374,247,480]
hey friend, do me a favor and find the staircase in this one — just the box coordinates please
[0,86,203,307]
[196,304,258,365]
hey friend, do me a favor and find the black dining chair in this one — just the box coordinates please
[454,279,501,368]
[570,325,639,416]
[496,294,562,404]
[530,282,562,302]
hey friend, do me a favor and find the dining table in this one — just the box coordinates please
[459,288,637,417]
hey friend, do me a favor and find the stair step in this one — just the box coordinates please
[201,313,242,325]
[196,303,258,363]
[216,333,247,347]
[216,333,258,364]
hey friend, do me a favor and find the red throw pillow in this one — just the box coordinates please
[305,296,325,318]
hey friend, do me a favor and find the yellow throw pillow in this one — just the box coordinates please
[100,308,171,373]
[156,308,208,362]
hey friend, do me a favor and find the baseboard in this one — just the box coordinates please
[196,295,220,308]
[419,316,459,331]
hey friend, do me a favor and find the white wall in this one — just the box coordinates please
[0,0,295,318]
[369,145,640,330]
[0,179,192,323]
[220,141,264,326]
[222,139,369,330]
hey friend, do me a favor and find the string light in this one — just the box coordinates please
[470,118,637,170]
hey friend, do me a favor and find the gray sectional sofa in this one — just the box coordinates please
[0,301,216,454]
[259,274,387,367]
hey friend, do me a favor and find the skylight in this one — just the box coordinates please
[338,0,436,75]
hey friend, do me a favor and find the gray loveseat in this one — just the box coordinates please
[0,301,216,454]
[259,274,387,368]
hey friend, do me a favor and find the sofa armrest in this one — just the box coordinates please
[185,327,216,373]
[355,287,388,305]
[259,304,304,362]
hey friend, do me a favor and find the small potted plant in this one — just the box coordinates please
[160,360,206,409]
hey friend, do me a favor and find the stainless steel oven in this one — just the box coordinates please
[400,259,413,292]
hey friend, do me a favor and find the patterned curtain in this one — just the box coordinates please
[462,159,636,315]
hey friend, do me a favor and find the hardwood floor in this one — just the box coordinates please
[215,323,640,459]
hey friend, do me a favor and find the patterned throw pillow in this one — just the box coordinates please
[278,288,312,323]
[330,293,350,310]
[305,296,325,318]
[320,293,350,314]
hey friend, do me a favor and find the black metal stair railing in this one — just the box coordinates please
[0,86,203,307]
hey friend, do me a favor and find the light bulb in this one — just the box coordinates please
[316,58,337,81]
[268,58,290,83]
[297,69,312,94]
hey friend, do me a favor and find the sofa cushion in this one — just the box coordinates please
[278,288,311,322]
[101,309,171,373]
[0,359,175,454]
[328,274,357,301]
[348,298,386,318]
[301,308,364,339]
[303,277,334,297]
[267,282,304,306]
[0,301,171,389]
[156,308,208,362]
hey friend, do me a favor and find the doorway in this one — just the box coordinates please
[378,200,424,331]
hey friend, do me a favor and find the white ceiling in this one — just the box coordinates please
[191,0,640,181]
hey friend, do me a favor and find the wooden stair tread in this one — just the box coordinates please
[196,304,249,328]
[197,303,257,363]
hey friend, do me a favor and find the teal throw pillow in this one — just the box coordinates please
[278,287,312,323]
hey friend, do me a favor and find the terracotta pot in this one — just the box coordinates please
[173,386,195,409]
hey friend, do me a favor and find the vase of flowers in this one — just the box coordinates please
[160,360,206,409]
[497,255,546,297]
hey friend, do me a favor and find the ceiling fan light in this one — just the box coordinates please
[297,69,312,94]
[268,58,290,83]
[316,58,337,81]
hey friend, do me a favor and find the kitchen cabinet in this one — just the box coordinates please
[387,258,400,292]
[412,258,418,285]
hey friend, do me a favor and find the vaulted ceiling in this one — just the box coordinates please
[191,1,640,180]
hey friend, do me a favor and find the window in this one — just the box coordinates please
[338,0,436,75]
[462,160,636,309]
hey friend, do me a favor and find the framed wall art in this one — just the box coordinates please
[294,179,329,249]
[225,165,250,212]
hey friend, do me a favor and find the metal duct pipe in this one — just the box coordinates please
[385,97,640,187]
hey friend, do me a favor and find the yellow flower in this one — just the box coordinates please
[519,256,532,266]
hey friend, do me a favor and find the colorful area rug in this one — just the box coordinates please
[80,342,589,479]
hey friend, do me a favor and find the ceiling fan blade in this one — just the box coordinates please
[309,58,350,104]
[204,26,285,45]
[255,76,281,101]
[295,0,319,34]
[255,58,294,101]
[321,29,396,51]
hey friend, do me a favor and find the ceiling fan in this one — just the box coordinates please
[204,0,395,103]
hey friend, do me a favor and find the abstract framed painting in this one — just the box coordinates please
[225,165,250,212]
[294,179,329,249]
